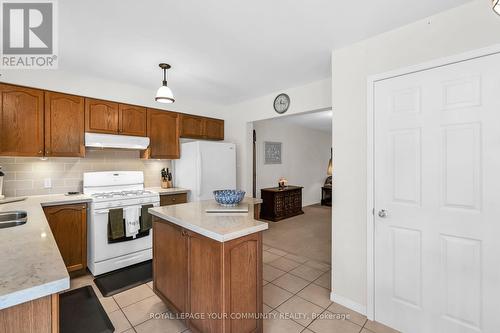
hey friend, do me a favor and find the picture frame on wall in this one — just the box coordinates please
[264,141,282,164]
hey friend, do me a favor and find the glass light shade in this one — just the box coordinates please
[494,0,500,15]
[327,158,333,176]
[155,85,175,103]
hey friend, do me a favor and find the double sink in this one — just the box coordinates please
[0,211,27,229]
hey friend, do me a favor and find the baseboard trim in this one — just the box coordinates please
[330,292,367,316]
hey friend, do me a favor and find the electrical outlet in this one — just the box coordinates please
[44,178,52,189]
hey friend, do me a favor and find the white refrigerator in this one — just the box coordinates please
[174,141,237,201]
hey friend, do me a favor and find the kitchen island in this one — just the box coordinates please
[148,198,267,333]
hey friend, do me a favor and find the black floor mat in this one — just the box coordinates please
[59,286,114,333]
[94,260,152,297]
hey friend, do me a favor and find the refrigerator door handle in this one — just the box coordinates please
[197,149,202,199]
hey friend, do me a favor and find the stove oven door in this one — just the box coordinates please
[90,202,159,267]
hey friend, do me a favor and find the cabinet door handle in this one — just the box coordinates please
[181,230,187,237]
[38,150,43,154]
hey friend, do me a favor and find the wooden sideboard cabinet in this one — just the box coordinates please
[260,186,304,222]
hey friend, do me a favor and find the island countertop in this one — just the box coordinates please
[148,197,267,242]
[0,194,92,310]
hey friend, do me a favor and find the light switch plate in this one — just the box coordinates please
[44,178,52,189]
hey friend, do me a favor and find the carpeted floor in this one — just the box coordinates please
[262,204,331,264]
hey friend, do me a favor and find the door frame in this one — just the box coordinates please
[365,44,500,321]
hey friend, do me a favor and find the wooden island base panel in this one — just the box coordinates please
[0,294,59,333]
[149,198,268,333]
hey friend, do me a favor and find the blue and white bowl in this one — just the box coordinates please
[213,190,246,207]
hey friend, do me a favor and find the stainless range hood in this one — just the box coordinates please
[85,132,150,150]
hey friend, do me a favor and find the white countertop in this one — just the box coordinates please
[149,197,267,242]
[0,194,92,310]
[146,187,190,195]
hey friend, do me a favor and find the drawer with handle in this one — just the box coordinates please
[160,193,188,206]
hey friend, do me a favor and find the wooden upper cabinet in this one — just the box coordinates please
[146,109,179,159]
[119,104,147,136]
[0,84,44,156]
[180,114,205,138]
[180,114,224,140]
[43,203,87,273]
[85,98,119,134]
[45,92,85,157]
[204,118,224,140]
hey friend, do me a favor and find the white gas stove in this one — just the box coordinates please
[83,171,160,276]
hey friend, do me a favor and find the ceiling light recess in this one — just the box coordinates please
[155,63,175,104]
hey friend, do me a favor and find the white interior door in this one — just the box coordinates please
[374,52,500,333]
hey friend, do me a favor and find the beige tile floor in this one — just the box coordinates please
[69,245,398,333]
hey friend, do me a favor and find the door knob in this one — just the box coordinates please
[378,209,388,218]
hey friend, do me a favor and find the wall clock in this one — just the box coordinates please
[273,93,290,114]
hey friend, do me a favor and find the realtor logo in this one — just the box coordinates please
[1,0,58,68]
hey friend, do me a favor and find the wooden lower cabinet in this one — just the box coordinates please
[153,221,187,313]
[0,294,59,333]
[159,193,188,206]
[153,218,263,333]
[43,203,87,274]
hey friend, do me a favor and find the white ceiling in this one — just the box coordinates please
[277,110,333,133]
[60,0,471,105]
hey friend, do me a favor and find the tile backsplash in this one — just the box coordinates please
[0,149,172,197]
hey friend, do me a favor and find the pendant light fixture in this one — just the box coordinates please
[493,0,500,15]
[155,63,175,103]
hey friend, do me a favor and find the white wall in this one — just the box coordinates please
[253,119,331,206]
[331,0,500,312]
[224,78,332,194]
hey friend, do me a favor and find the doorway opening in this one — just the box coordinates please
[252,109,333,265]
